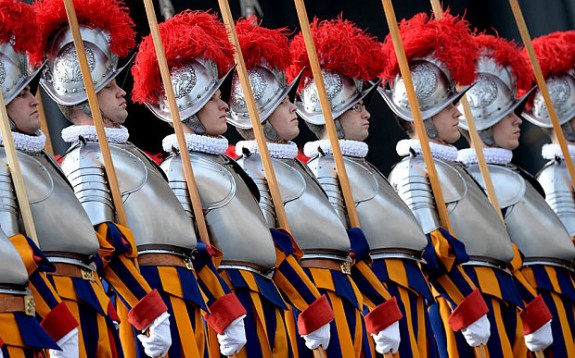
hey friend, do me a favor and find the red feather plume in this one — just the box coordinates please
[380,12,477,86]
[32,0,135,64]
[236,17,291,71]
[474,34,533,95]
[0,0,39,62]
[527,31,575,78]
[131,11,234,105]
[287,17,385,88]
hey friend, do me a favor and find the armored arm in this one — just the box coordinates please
[388,158,442,234]
[306,156,348,226]
[60,144,115,226]
[0,160,21,237]
[537,163,575,237]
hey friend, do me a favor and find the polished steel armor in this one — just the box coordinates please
[467,163,575,262]
[41,26,129,106]
[61,141,197,251]
[0,149,100,258]
[307,153,428,255]
[161,151,277,270]
[238,152,351,258]
[388,155,515,262]
[537,159,575,238]
[378,56,469,122]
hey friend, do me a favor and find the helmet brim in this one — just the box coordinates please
[5,63,45,106]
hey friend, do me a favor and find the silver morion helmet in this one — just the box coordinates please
[460,55,534,131]
[378,56,470,122]
[0,42,42,105]
[522,70,575,128]
[296,70,379,125]
[227,63,301,129]
[146,58,234,123]
[41,26,130,106]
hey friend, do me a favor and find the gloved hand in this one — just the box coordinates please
[302,322,330,350]
[137,312,172,357]
[49,327,79,358]
[525,320,553,352]
[217,315,247,356]
[371,321,400,354]
[461,314,490,347]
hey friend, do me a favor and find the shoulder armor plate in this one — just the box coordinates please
[466,164,526,208]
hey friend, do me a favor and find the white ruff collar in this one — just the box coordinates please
[235,140,298,159]
[0,131,46,153]
[303,139,369,158]
[162,133,228,155]
[541,144,575,161]
[61,125,129,144]
[396,139,458,162]
[457,147,513,165]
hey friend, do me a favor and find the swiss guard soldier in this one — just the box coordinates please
[131,11,335,358]
[298,16,440,358]
[515,31,575,356]
[0,1,80,356]
[380,13,526,357]
[229,18,403,357]
[456,33,564,355]
[30,0,193,356]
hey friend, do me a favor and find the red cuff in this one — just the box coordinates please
[448,289,489,331]
[520,295,553,334]
[297,295,335,335]
[40,302,79,341]
[128,289,168,330]
[204,293,247,334]
[364,297,403,334]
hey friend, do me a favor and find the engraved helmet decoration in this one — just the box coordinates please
[132,11,235,123]
[34,0,136,106]
[459,34,535,132]
[0,0,43,105]
[227,18,302,129]
[521,31,575,128]
[288,18,385,126]
[379,13,477,122]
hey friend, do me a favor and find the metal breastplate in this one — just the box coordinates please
[62,142,196,250]
[537,161,575,237]
[389,156,514,262]
[239,153,350,256]
[161,152,276,269]
[468,164,575,261]
[309,154,428,252]
[0,227,30,286]
[0,149,99,256]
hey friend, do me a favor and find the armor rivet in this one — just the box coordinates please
[197,95,201,99]
[64,89,68,93]
[187,101,192,106]
[72,88,77,93]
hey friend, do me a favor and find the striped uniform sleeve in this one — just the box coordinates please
[193,240,247,334]
[422,229,489,330]
[271,228,334,334]
[95,222,167,330]
[508,244,552,334]
[347,228,403,333]
[9,234,79,341]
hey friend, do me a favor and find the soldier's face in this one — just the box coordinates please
[492,112,522,150]
[97,79,128,128]
[339,100,370,141]
[197,89,228,136]
[431,103,461,144]
[7,86,40,135]
[268,96,299,142]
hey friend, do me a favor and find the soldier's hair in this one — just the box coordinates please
[235,121,280,142]
[305,121,325,139]
[57,101,92,123]
[236,127,255,140]
[395,115,416,137]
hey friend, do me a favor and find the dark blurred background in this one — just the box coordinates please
[39,0,575,176]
